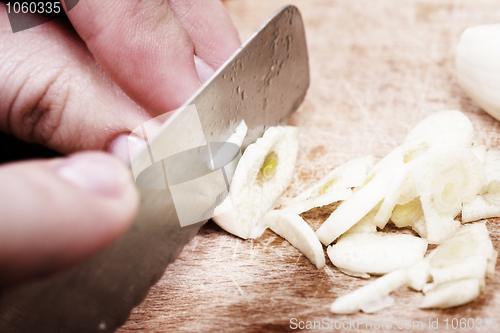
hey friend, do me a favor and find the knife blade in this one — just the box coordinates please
[0,5,309,332]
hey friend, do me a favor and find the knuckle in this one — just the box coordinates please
[135,0,175,33]
[8,68,70,147]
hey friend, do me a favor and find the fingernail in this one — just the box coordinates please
[56,152,130,197]
[194,55,215,84]
[108,133,148,164]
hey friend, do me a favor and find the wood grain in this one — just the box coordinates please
[118,1,500,332]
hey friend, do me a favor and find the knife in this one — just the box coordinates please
[0,5,309,332]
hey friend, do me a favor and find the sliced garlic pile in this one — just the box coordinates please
[316,110,486,246]
[213,110,497,314]
[323,111,497,313]
[330,223,497,314]
[213,125,299,239]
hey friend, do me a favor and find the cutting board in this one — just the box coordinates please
[118,1,500,332]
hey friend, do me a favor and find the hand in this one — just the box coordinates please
[0,0,241,284]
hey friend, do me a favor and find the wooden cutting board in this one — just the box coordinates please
[118,1,500,332]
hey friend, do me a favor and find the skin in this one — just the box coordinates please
[0,0,241,285]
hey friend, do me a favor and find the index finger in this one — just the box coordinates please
[62,0,201,114]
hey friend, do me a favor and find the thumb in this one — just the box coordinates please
[0,152,139,285]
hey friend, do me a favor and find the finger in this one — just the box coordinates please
[62,0,202,114]
[0,151,139,285]
[168,0,241,69]
[194,55,215,84]
[0,7,150,154]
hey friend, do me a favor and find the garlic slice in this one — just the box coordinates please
[330,269,408,314]
[372,164,408,228]
[430,256,488,285]
[470,144,487,165]
[327,233,427,275]
[462,195,500,223]
[406,256,432,291]
[213,126,298,239]
[430,223,495,268]
[360,295,395,313]
[289,155,373,203]
[420,278,482,309]
[284,156,373,214]
[484,148,500,181]
[330,223,496,313]
[343,203,380,235]
[316,157,404,246]
[284,188,352,215]
[403,110,474,151]
[463,148,500,221]
[456,24,500,122]
[391,197,424,228]
[412,147,486,243]
[265,210,325,269]
[338,268,370,279]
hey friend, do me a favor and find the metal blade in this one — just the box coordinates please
[0,5,309,333]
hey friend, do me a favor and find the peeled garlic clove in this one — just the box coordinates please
[420,278,482,309]
[327,232,427,275]
[265,210,325,269]
[284,188,352,215]
[403,110,474,151]
[330,269,408,314]
[213,126,298,239]
[456,24,500,122]
[290,155,373,203]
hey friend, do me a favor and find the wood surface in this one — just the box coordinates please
[118,1,500,332]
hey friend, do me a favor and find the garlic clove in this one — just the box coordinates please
[456,24,500,122]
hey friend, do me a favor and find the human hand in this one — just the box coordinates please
[0,0,240,284]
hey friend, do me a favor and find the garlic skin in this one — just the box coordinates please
[456,24,500,121]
